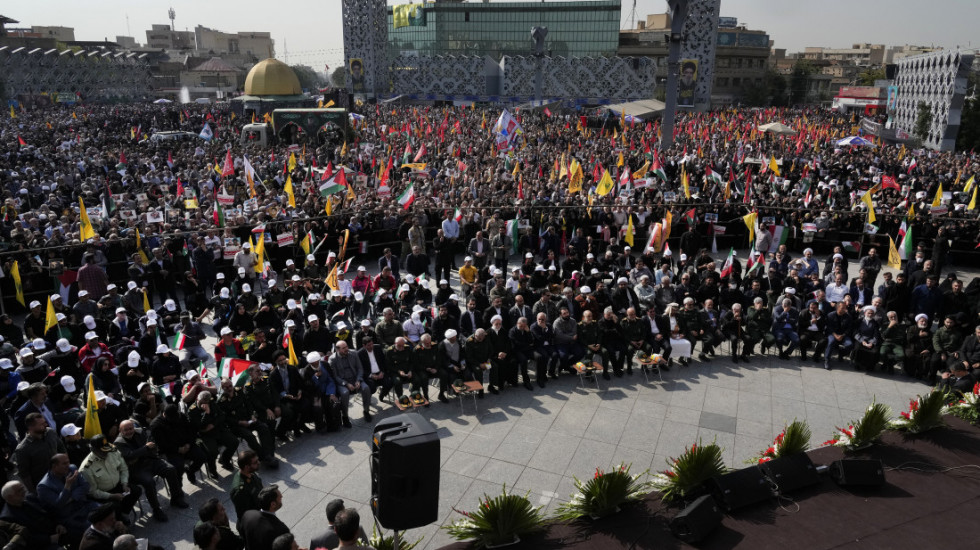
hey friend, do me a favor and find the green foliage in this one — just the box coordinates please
[914,102,933,142]
[653,441,726,503]
[789,60,817,105]
[778,420,812,457]
[956,75,980,151]
[331,66,347,88]
[891,390,948,434]
[369,526,422,550]
[852,401,892,445]
[554,463,652,521]
[444,485,546,548]
[290,64,320,91]
[742,69,788,107]
[857,67,886,86]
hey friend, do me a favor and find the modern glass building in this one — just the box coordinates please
[387,1,622,61]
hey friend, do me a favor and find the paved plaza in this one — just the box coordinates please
[141,347,936,549]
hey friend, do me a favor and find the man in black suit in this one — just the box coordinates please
[459,298,483,338]
[268,354,307,438]
[377,248,399,281]
[356,337,391,401]
[239,485,289,550]
[467,230,489,269]
[310,498,368,550]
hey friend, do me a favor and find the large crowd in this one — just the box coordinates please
[0,98,979,550]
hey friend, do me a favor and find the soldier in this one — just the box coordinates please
[384,337,417,399]
[187,390,240,473]
[217,377,278,468]
[243,362,291,442]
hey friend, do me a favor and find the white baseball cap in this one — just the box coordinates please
[220,327,233,335]
[242,283,251,292]
[56,338,73,353]
[216,272,226,279]
[268,279,277,288]
[29,300,41,309]
[56,313,66,321]
[286,259,295,266]
[60,424,81,437]
[284,320,296,328]
[84,331,98,341]
[307,314,319,323]
[156,344,170,354]
[127,350,141,367]
[77,290,89,297]
[307,254,316,261]
[127,281,138,290]
[60,375,76,392]
[165,299,176,311]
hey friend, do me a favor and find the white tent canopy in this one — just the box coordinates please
[757,122,797,135]
[603,99,665,120]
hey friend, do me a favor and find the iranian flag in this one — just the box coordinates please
[397,184,416,210]
[768,225,789,253]
[745,250,762,276]
[172,331,187,351]
[453,208,463,222]
[907,158,917,174]
[217,358,255,387]
[897,221,913,260]
[505,218,520,255]
[167,151,174,169]
[842,240,862,256]
[719,248,735,278]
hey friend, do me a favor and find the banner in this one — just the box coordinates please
[277,233,295,247]
[216,192,235,206]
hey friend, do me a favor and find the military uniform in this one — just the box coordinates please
[218,388,275,463]
[384,345,418,397]
[187,401,239,470]
[229,469,263,520]
[577,320,609,375]
[244,373,293,439]
[414,343,445,400]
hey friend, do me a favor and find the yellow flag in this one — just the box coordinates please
[317,100,324,108]
[11,261,24,307]
[325,195,333,216]
[72,111,77,120]
[253,233,265,274]
[743,212,758,244]
[324,263,339,291]
[341,141,348,157]
[135,228,149,264]
[287,333,299,366]
[769,155,781,177]
[78,198,95,241]
[662,209,673,244]
[142,289,151,313]
[624,215,635,247]
[83,375,103,439]
[339,229,350,263]
[288,153,297,172]
[887,236,902,269]
[512,161,520,176]
[9,106,15,119]
[596,170,615,196]
[681,167,691,198]
[632,160,650,180]
[559,156,569,180]
[346,183,356,202]
[284,176,296,208]
[931,183,942,207]
[299,232,312,255]
[724,180,732,201]
[969,186,977,210]
[325,99,335,108]
[617,151,624,168]
[568,177,582,194]
[964,175,975,194]
[45,298,58,333]
[860,190,876,223]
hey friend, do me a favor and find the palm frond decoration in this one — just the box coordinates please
[443,485,546,548]
[651,441,726,503]
[824,399,891,449]
[750,419,811,464]
[890,389,949,434]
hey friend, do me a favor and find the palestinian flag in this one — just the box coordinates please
[319,169,348,196]
[172,332,187,351]
[167,151,174,169]
[651,155,667,181]
[321,162,334,181]
[719,248,735,279]
[897,221,913,260]
[505,218,520,255]
[397,184,415,210]
[18,136,26,147]
[842,240,862,256]
[214,199,225,228]
[103,182,116,215]
[706,167,724,186]
[684,208,697,229]
[217,358,255,387]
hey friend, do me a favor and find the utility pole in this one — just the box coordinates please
[168,7,175,32]
[660,0,688,150]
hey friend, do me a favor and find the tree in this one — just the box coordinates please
[741,69,788,107]
[290,64,319,91]
[330,66,347,89]
[956,73,980,152]
[789,60,817,105]
[914,101,932,143]
[857,67,886,86]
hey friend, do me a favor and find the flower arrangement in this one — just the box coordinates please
[823,401,891,449]
[554,463,652,521]
[889,390,949,434]
[948,382,980,424]
[651,441,726,503]
[443,485,546,548]
[749,420,811,464]
[369,526,422,550]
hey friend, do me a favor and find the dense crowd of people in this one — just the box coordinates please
[0,98,979,549]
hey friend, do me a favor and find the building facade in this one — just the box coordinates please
[193,25,274,59]
[619,14,769,106]
[145,24,195,50]
[387,0,621,61]
[893,49,973,151]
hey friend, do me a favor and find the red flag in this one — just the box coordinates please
[221,150,235,177]
[414,143,427,162]
[543,107,552,117]
[335,168,348,188]
[881,175,899,190]
[119,151,126,165]
[321,162,334,181]
[176,178,185,197]
[17,136,26,147]
[517,176,524,199]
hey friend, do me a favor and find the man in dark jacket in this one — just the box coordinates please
[114,419,187,521]
[824,302,855,370]
[238,485,289,550]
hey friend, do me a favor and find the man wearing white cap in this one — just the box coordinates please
[232,242,257,288]
[22,300,46,341]
[151,344,182,385]
[72,290,99,324]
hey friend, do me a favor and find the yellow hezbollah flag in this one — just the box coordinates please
[78,198,95,241]
[143,289,151,313]
[9,106,15,119]
[860,190,876,223]
[681,167,691,198]
[931,183,942,207]
[325,195,333,215]
[11,261,24,307]
[253,234,265,274]
[45,298,58,333]
[969,186,977,210]
[288,153,297,173]
[341,141,348,157]
[284,175,296,208]
[135,228,149,264]
[769,155,781,177]
[624,215,635,247]
[617,151,624,168]
[287,332,299,366]
[324,99,335,108]
[324,263,339,291]
[632,160,650,180]
[83,375,103,438]
[887,236,902,270]
[743,211,758,244]
[596,170,615,196]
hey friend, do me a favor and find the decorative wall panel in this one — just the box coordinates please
[893,49,973,151]
[678,0,721,108]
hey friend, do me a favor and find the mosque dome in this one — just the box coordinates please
[244,58,303,96]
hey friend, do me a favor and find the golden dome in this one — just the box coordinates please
[244,58,302,96]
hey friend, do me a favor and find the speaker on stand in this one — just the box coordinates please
[829,459,886,487]
[670,494,723,543]
[370,412,440,530]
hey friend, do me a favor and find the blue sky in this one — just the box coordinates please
[7,1,978,73]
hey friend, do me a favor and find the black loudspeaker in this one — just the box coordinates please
[370,413,440,530]
[830,459,885,487]
[760,453,821,494]
[670,494,723,543]
[707,466,773,512]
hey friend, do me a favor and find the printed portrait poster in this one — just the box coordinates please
[349,58,365,92]
[678,59,698,108]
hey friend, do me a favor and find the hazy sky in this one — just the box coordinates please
[7,0,979,73]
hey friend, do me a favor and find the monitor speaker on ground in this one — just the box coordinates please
[670,494,723,543]
[830,459,885,487]
[760,453,821,494]
[370,412,440,530]
[707,466,773,512]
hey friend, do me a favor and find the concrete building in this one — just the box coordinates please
[803,44,886,67]
[179,56,241,99]
[115,36,139,49]
[145,24,195,50]
[193,25,274,59]
[30,25,74,42]
[619,14,770,105]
